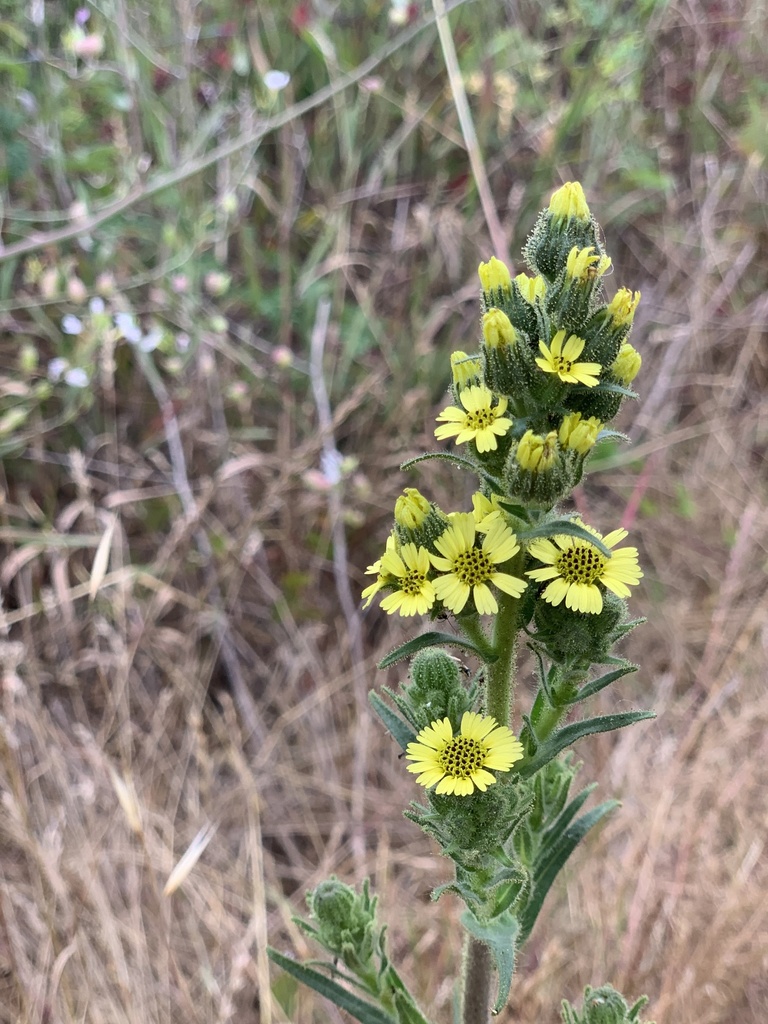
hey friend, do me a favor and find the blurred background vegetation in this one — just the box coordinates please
[0,0,766,1021]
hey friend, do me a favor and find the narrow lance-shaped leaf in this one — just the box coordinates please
[400,452,502,493]
[377,631,497,670]
[517,518,613,557]
[516,710,655,778]
[369,691,416,751]
[267,949,398,1024]
[518,799,619,943]
[565,663,638,705]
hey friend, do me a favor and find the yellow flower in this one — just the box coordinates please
[549,181,591,223]
[471,491,505,532]
[378,542,436,617]
[558,412,602,454]
[565,245,612,281]
[361,533,397,608]
[478,256,512,294]
[611,342,642,385]
[607,288,641,327]
[434,385,513,453]
[516,429,559,472]
[527,524,643,614]
[431,513,526,615]
[482,309,517,349]
[536,330,602,387]
[406,711,524,796]
[394,488,431,530]
[514,273,546,304]
[450,350,482,389]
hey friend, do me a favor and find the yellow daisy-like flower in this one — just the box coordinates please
[431,513,526,615]
[377,542,435,617]
[361,533,397,608]
[406,711,524,796]
[471,491,505,532]
[536,330,602,387]
[434,385,513,454]
[527,525,643,614]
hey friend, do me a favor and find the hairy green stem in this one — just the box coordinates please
[486,548,527,727]
[461,933,493,1024]
[460,551,527,1024]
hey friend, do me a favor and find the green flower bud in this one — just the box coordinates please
[400,648,474,730]
[481,322,541,402]
[307,878,378,965]
[407,775,532,864]
[561,985,654,1024]
[566,384,626,424]
[532,589,633,668]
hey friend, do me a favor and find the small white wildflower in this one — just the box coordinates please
[61,314,83,335]
[89,296,106,315]
[264,69,290,91]
[48,357,70,382]
[64,367,89,388]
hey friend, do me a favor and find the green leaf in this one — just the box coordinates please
[460,909,519,1014]
[369,691,416,750]
[377,631,496,669]
[517,518,613,557]
[518,800,618,943]
[517,710,655,777]
[566,663,638,704]
[399,451,501,492]
[267,949,398,1024]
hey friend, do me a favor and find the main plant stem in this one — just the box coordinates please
[461,934,494,1024]
[460,552,526,1024]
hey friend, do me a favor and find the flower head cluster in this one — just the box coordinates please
[406,712,524,795]
[527,525,643,614]
[434,385,512,453]
[536,331,601,387]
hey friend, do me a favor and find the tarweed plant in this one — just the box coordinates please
[269,184,655,1023]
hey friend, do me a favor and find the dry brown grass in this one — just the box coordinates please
[2,2,768,1022]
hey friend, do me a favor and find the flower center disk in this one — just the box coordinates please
[556,545,606,585]
[453,548,494,586]
[438,736,488,779]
